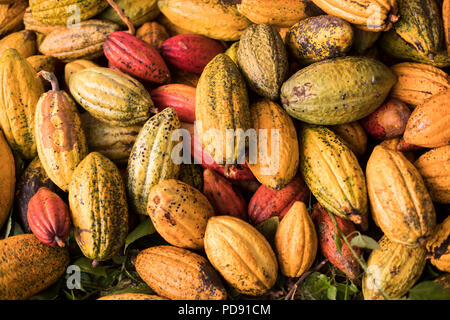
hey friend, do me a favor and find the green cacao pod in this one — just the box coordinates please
[69,67,154,127]
[300,125,368,228]
[126,107,181,216]
[69,152,129,263]
[281,56,397,125]
[237,23,288,100]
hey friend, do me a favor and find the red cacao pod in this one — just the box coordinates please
[104,31,170,83]
[161,34,225,74]
[151,84,196,123]
[181,122,255,181]
[203,169,247,220]
[361,99,411,140]
[311,203,361,280]
[27,187,71,247]
[248,174,310,225]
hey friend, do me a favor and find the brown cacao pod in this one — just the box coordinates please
[311,203,360,280]
[136,21,169,51]
[202,168,247,220]
[414,146,450,204]
[329,121,367,156]
[147,179,214,250]
[403,90,450,148]
[248,174,310,225]
[27,187,70,247]
[204,215,278,296]
[275,201,318,278]
[136,245,227,300]
[0,0,27,37]
[0,129,14,230]
[426,215,450,272]
[366,145,436,246]
[0,30,37,58]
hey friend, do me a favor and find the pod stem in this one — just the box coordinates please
[92,259,100,269]
[106,0,135,35]
[54,236,66,248]
[37,70,59,91]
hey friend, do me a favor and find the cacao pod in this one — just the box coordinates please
[64,59,99,86]
[69,152,129,263]
[414,146,450,204]
[426,216,450,272]
[237,23,288,100]
[34,72,88,192]
[0,234,69,300]
[147,179,214,250]
[156,12,194,37]
[126,108,181,216]
[366,145,436,246]
[0,48,44,159]
[248,174,309,225]
[98,293,168,300]
[100,0,159,27]
[352,28,380,54]
[202,169,247,220]
[151,84,196,123]
[69,67,154,126]
[379,138,416,163]
[0,30,36,58]
[224,41,239,64]
[329,121,367,156]
[0,129,14,230]
[281,56,397,125]
[247,99,299,190]
[445,0,450,56]
[23,7,65,35]
[362,236,426,300]
[136,245,227,300]
[403,90,450,148]
[27,187,70,247]
[275,201,318,278]
[0,0,27,37]
[136,21,169,51]
[178,163,203,191]
[204,215,278,296]
[300,125,368,227]
[27,55,57,74]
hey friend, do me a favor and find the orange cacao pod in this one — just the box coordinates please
[151,84,196,123]
[136,21,170,51]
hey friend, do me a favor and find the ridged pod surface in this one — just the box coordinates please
[178,163,203,191]
[300,125,368,227]
[204,215,278,296]
[0,234,69,300]
[362,236,426,300]
[390,62,449,107]
[69,67,153,126]
[310,0,398,31]
[237,23,288,100]
[0,30,37,58]
[23,8,66,35]
[444,0,450,55]
[329,121,367,156]
[287,15,353,64]
[414,146,450,204]
[136,245,227,300]
[34,72,88,192]
[0,130,14,230]
[366,145,436,246]
[126,108,181,216]
[352,28,381,54]
[29,0,108,25]
[100,0,159,27]
[157,0,250,41]
[275,201,318,278]
[225,41,239,64]
[248,174,310,225]
[136,22,170,51]
[281,57,397,125]
[104,31,170,84]
[195,54,251,164]
[80,113,142,165]
[64,59,99,86]
[14,157,62,233]
[161,34,225,74]
[147,179,214,250]
[39,20,119,62]
[0,0,27,37]
[151,84,196,123]
[403,90,450,148]
[426,216,450,272]
[393,0,443,60]
[247,99,299,190]
[0,48,44,159]
[236,0,323,28]
[379,138,416,163]
[203,169,247,220]
[312,203,361,280]
[27,55,57,74]
[69,152,129,262]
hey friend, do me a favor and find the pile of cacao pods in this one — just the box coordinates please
[0,0,449,301]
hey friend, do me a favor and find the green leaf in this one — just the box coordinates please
[124,219,156,253]
[300,272,333,300]
[255,216,279,247]
[327,286,337,300]
[334,224,342,254]
[73,257,110,278]
[350,234,381,250]
[408,281,450,300]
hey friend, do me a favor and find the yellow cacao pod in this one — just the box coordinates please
[427,216,450,272]
[0,30,37,58]
[204,215,278,296]
[64,59,99,86]
[366,145,436,246]
[275,201,318,277]
[23,7,66,35]
[100,0,159,27]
